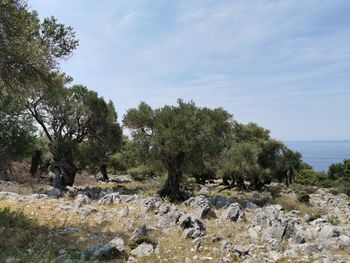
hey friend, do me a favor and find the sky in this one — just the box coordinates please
[28,0,350,141]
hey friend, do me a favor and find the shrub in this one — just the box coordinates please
[327,215,340,226]
[128,165,155,181]
[297,192,310,203]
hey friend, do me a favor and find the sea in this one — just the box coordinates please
[285,141,350,172]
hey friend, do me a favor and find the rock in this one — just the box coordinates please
[118,206,130,218]
[98,193,120,205]
[178,214,206,239]
[58,203,75,211]
[131,225,148,241]
[262,224,286,241]
[195,205,216,220]
[157,203,171,216]
[141,196,162,212]
[198,187,210,196]
[222,203,245,222]
[184,195,210,208]
[74,194,90,208]
[244,201,258,210]
[251,205,282,227]
[319,225,340,238]
[157,207,182,228]
[77,205,98,216]
[130,242,154,258]
[81,245,103,260]
[109,174,133,183]
[0,192,22,201]
[233,244,250,257]
[210,195,231,209]
[47,188,64,198]
[93,236,125,260]
[184,195,216,220]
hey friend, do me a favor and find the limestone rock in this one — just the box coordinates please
[222,203,245,222]
[130,242,154,258]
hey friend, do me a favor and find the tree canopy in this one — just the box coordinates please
[124,99,232,200]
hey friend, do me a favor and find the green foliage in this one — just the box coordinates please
[76,100,122,173]
[128,165,156,181]
[0,95,36,178]
[327,215,340,226]
[328,162,344,179]
[124,99,232,199]
[217,142,261,184]
[297,192,310,203]
[0,0,78,93]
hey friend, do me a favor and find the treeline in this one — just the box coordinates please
[1,1,349,200]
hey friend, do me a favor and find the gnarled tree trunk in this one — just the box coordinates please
[159,153,185,201]
[286,169,292,187]
[30,149,42,177]
[49,143,77,189]
[100,164,109,181]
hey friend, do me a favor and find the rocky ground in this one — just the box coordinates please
[0,176,350,263]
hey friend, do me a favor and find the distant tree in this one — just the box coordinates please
[123,99,232,200]
[25,81,120,189]
[77,101,122,181]
[328,162,344,179]
[0,95,36,179]
[343,159,350,179]
[217,142,261,190]
[276,147,302,186]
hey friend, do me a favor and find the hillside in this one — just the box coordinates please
[1,175,349,263]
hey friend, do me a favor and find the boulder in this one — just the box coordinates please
[93,236,125,260]
[178,214,206,239]
[157,207,182,228]
[319,225,340,239]
[98,193,120,205]
[131,225,148,242]
[222,203,245,222]
[47,188,64,199]
[251,205,282,227]
[74,194,91,208]
[185,195,216,220]
[130,242,154,258]
[210,195,231,209]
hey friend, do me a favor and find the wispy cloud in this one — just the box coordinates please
[29,0,350,140]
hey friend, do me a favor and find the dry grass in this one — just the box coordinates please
[274,195,324,218]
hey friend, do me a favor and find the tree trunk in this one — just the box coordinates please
[286,169,292,187]
[159,153,185,201]
[100,164,109,181]
[30,150,42,177]
[52,160,77,189]
[49,142,77,189]
[250,176,264,190]
[235,174,247,190]
[159,165,183,201]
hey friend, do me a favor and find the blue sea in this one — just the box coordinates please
[286,141,350,172]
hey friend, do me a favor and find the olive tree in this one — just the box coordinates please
[25,81,120,189]
[123,99,232,200]
[0,0,78,93]
[77,101,122,181]
[0,95,36,179]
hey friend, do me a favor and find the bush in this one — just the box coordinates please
[128,165,155,181]
[297,192,310,203]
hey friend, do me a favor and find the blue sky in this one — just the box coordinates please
[29,0,350,141]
